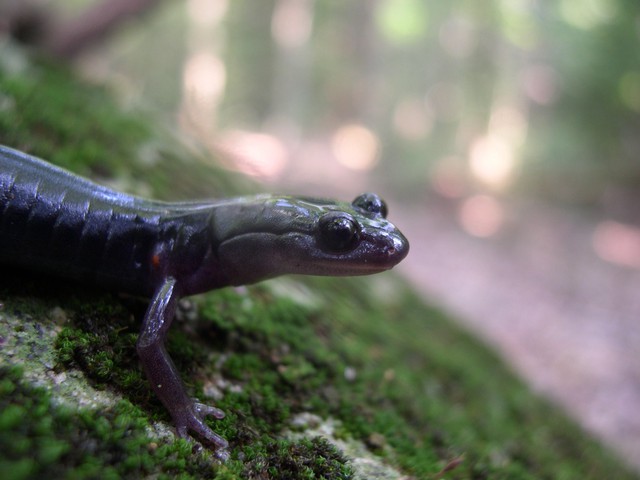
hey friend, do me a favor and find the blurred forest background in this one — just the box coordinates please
[56,0,640,213]
[3,0,640,472]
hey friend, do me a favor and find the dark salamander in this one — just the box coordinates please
[0,144,409,458]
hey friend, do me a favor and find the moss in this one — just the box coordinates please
[0,56,149,178]
[0,271,355,477]
[0,43,251,203]
[242,437,353,479]
[0,366,222,480]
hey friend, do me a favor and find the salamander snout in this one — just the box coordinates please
[379,228,410,267]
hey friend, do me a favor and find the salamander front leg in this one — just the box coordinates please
[136,277,229,458]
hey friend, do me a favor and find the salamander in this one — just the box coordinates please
[0,144,409,457]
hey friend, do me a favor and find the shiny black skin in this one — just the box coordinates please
[0,146,223,297]
[0,144,409,457]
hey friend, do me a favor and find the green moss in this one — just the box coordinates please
[0,367,223,480]
[0,43,251,202]
[0,58,148,178]
[1,273,355,477]
[306,278,638,479]
[242,437,353,479]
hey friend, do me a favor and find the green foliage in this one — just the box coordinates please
[376,0,430,45]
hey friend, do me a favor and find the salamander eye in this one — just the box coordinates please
[352,193,388,219]
[318,212,361,252]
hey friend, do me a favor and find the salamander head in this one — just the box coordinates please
[211,193,409,285]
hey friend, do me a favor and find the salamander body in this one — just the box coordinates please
[0,145,409,457]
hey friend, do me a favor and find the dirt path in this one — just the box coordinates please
[393,198,640,471]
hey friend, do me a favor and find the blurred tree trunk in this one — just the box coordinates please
[0,0,164,59]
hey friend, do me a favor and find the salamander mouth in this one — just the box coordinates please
[319,260,397,276]
[321,233,410,275]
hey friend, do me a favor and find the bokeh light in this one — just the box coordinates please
[331,124,379,171]
[458,194,505,237]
